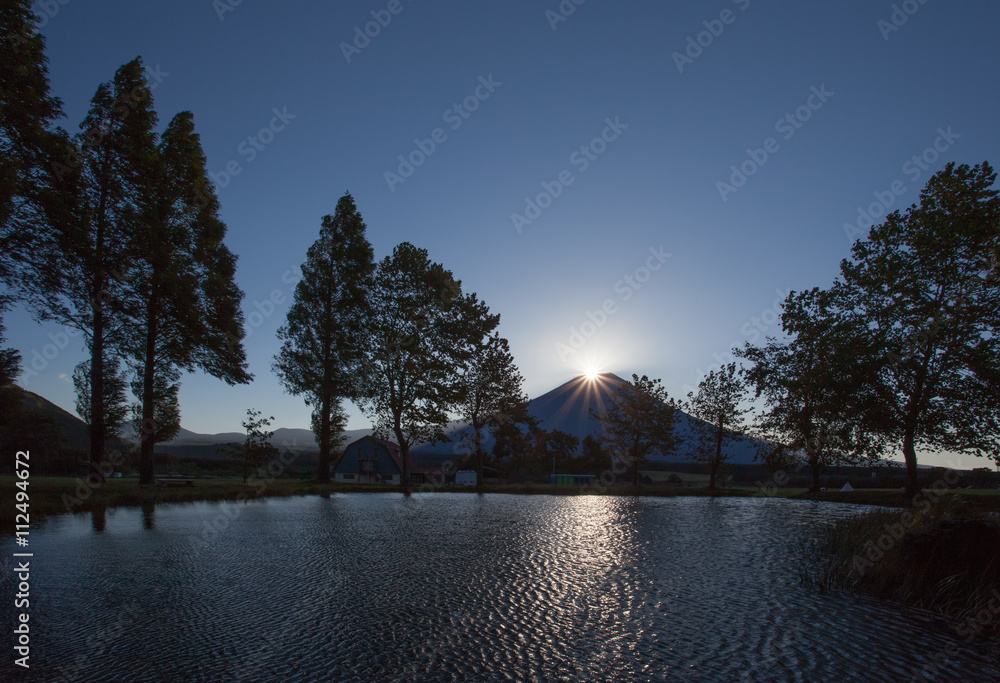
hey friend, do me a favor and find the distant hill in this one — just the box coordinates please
[10,372,766,467]
[415,372,765,465]
[136,427,374,451]
[0,386,135,473]
[11,386,91,449]
[3,386,129,452]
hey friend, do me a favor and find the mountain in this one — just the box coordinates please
[0,385,141,451]
[415,372,764,465]
[127,426,373,450]
[9,372,764,465]
[4,386,367,455]
[527,372,628,439]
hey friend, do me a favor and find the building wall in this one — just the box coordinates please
[335,472,399,485]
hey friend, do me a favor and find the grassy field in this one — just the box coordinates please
[4,476,1000,532]
[0,476,392,522]
[640,470,712,485]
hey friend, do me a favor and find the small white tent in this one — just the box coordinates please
[841,482,854,492]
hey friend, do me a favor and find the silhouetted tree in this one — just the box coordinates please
[739,289,879,492]
[594,374,679,488]
[21,59,158,481]
[455,333,526,490]
[686,362,751,490]
[834,162,1000,498]
[0,2,63,385]
[241,409,276,483]
[128,362,181,448]
[578,434,609,474]
[359,243,499,486]
[73,358,130,439]
[531,428,580,476]
[128,110,251,486]
[489,399,537,482]
[0,311,18,387]
[273,193,374,482]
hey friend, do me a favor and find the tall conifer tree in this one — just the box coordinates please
[128,110,251,485]
[0,1,64,385]
[22,58,157,478]
[274,193,374,482]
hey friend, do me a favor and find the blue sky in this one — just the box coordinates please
[8,0,1000,468]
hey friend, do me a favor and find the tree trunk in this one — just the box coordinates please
[474,416,484,493]
[317,291,333,484]
[631,436,640,488]
[138,299,158,487]
[902,348,932,500]
[709,412,723,491]
[903,425,919,500]
[89,305,106,484]
[394,418,409,489]
[810,462,821,492]
[400,442,410,489]
[316,394,331,483]
[89,152,111,484]
[242,434,250,483]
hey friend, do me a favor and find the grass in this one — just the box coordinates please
[798,496,1000,640]
[640,470,712,484]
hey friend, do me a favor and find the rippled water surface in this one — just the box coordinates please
[3,494,999,681]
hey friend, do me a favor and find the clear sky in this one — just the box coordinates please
[8,0,1000,468]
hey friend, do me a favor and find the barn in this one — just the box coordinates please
[333,437,402,485]
[332,437,464,485]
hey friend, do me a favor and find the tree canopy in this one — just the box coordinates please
[594,374,679,487]
[359,242,499,485]
[454,332,526,489]
[835,162,1000,497]
[0,2,64,385]
[685,362,750,490]
[739,289,879,491]
[273,192,374,482]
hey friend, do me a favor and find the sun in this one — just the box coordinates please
[584,367,600,381]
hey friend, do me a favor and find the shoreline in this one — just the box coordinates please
[5,476,1000,531]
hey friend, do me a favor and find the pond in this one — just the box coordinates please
[2,494,997,681]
